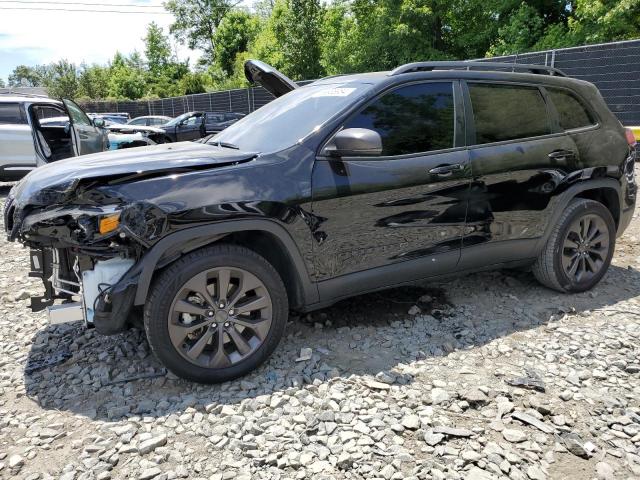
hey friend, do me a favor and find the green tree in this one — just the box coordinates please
[279,0,324,80]
[0,78,5,88]
[569,0,640,44]
[8,65,47,87]
[181,71,209,94]
[165,0,242,64]
[144,22,172,74]
[78,64,110,99]
[107,52,146,99]
[213,11,260,75]
[44,60,80,98]
[489,3,546,56]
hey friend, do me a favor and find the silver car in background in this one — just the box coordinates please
[0,94,108,181]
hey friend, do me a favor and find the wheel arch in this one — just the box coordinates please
[131,220,318,309]
[535,178,623,254]
[573,186,620,228]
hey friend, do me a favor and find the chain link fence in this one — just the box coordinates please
[80,86,278,119]
[81,39,640,125]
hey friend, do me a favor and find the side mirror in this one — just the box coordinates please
[325,128,383,157]
[93,118,105,128]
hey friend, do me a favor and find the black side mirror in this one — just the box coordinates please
[325,128,383,157]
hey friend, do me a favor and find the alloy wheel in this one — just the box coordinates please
[561,214,610,283]
[167,267,273,368]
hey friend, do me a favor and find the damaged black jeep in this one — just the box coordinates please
[5,60,636,383]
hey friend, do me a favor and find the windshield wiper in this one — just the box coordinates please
[210,140,239,150]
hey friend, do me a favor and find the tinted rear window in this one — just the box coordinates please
[345,82,455,156]
[547,88,595,130]
[469,83,550,144]
[0,103,24,124]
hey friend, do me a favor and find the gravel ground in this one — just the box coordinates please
[0,178,639,480]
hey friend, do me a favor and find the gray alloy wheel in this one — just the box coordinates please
[533,198,615,293]
[560,214,610,283]
[144,244,288,383]
[168,267,273,369]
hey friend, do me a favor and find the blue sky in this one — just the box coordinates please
[0,0,252,83]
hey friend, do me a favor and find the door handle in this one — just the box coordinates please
[429,164,463,176]
[548,149,576,160]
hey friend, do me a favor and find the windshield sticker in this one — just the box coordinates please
[312,87,356,98]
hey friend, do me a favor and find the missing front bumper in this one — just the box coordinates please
[30,247,139,334]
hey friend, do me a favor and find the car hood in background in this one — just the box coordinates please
[10,142,258,207]
[106,124,165,134]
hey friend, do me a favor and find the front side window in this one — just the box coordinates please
[344,82,455,156]
[0,103,24,124]
[129,118,146,126]
[185,115,200,126]
[469,83,550,144]
[547,88,595,130]
[64,100,92,127]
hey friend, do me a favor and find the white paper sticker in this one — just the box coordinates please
[312,87,356,98]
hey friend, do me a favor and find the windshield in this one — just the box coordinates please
[208,82,372,152]
[165,112,192,127]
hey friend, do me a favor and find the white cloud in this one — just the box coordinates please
[0,0,203,81]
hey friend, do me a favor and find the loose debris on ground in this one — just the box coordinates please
[0,177,639,479]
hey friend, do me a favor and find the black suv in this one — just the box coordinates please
[4,60,636,383]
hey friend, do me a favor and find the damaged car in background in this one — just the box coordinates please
[104,123,169,150]
[4,59,636,383]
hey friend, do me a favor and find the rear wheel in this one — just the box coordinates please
[533,199,615,292]
[144,244,288,383]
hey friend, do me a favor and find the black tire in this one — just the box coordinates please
[533,198,615,292]
[144,244,288,383]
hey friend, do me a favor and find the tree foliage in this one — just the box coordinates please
[165,0,242,65]
[4,0,640,99]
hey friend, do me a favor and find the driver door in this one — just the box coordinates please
[62,99,106,156]
[176,114,203,141]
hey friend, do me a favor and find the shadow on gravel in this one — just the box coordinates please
[22,263,640,422]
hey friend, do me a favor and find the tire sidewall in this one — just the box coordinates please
[553,201,616,292]
[144,246,288,383]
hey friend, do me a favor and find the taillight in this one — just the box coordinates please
[625,128,637,147]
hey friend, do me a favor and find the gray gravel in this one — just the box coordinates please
[0,178,639,479]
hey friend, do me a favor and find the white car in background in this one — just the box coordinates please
[127,115,172,127]
[0,94,108,181]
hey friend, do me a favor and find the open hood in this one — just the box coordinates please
[11,142,257,208]
[244,60,298,98]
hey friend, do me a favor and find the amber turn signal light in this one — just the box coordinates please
[99,213,121,234]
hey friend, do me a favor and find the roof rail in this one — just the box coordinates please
[388,61,566,77]
[0,91,50,98]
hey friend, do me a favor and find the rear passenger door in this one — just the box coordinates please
[459,81,579,269]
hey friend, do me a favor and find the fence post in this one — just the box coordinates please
[228,91,232,111]
[551,50,556,68]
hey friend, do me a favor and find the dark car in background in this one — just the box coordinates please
[159,111,206,142]
[205,112,245,134]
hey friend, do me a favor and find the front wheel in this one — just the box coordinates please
[533,198,615,292]
[144,244,288,383]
